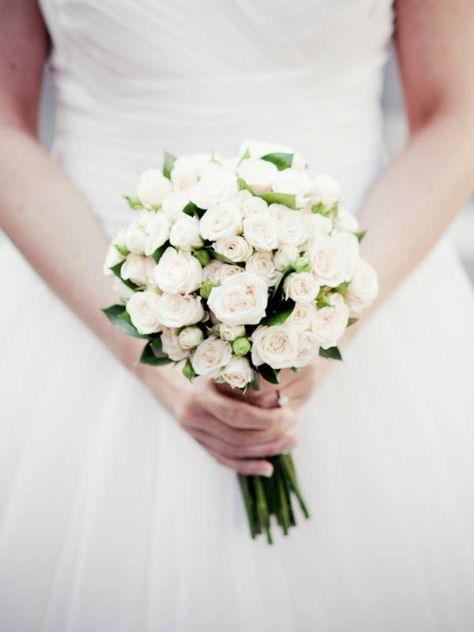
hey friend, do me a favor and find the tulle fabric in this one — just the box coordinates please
[1,1,474,630]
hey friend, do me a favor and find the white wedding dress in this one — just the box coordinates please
[1,1,474,630]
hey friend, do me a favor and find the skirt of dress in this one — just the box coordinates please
[0,233,473,632]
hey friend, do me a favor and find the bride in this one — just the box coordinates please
[1,1,473,630]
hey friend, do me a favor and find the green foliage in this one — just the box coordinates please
[354,229,367,242]
[319,346,343,361]
[140,337,174,366]
[261,301,295,326]
[110,261,140,290]
[162,150,176,179]
[260,192,296,209]
[182,359,196,382]
[260,152,294,171]
[258,363,280,384]
[102,304,148,339]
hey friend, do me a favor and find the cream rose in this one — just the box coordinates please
[283,272,320,303]
[178,326,204,350]
[273,244,299,271]
[242,213,278,252]
[208,272,268,326]
[152,247,203,294]
[246,251,280,286]
[125,219,147,255]
[309,173,341,209]
[112,277,135,304]
[335,206,359,232]
[161,327,190,361]
[202,259,226,285]
[169,213,203,250]
[125,290,162,335]
[200,202,242,241]
[103,244,125,276]
[285,301,318,332]
[219,323,246,342]
[157,293,204,328]
[251,325,299,369]
[189,172,238,209]
[294,331,319,368]
[310,232,359,288]
[346,259,379,315]
[161,192,189,221]
[143,213,171,256]
[304,213,332,240]
[220,356,253,389]
[311,293,349,348]
[271,168,312,200]
[191,336,232,378]
[237,158,278,194]
[214,236,252,263]
[235,190,269,216]
[121,254,156,287]
[270,204,306,247]
[136,169,173,208]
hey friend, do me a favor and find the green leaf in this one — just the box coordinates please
[151,242,169,263]
[260,192,296,209]
[261,152,294,171]
[311,201,329,216]
[258,364,280,385]
[140,342,173,366]
[182,359,196,382]
[249,370,261,391]
[319,346,343,361]
[102,304,148,339]
[271,264,294,298]
[347,317,359,327]
[163,150,176,179]
[182,201,198,217]
[200,282,216,299]
[335,281,350,295]
[123,195,143,209]
[237,148,251,165]
[316,290,332,309]
[110,261,140,290]
[238,178,256,195]
[261,301,295,326]
[115,243,129,256]
[354,229,367,242]
[209,249,236,264]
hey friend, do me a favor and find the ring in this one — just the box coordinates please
[276,390,289,408]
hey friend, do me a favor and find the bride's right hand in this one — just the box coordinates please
[137,363,298,477]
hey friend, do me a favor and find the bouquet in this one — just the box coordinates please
[103,141,378,543]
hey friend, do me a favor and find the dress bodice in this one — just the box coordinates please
[39,0,394,235]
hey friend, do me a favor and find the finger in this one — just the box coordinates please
[192,428,298,459]
[203,446,274,477]
[182,413,292,446]
[205,389,295,429]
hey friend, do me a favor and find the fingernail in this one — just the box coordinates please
[262,465,274,478]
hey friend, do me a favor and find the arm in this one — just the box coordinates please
[0,1,295,476]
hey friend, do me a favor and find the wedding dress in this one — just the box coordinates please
[1,1,474,630]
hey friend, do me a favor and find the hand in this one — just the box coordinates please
[137,363,298,477]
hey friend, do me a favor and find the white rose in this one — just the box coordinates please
[273,244,300,271]
[103,244,125,276]
[178,326,204,350]
[311,293,349,348]
[285,301,318,332]
[199,202,242,241]
[294,331,319,368]
[238,139,295,159]
[208,272,268,326]
[161,192,189,221]
[125,290,162,335]
[121,254,156,287]
[112,277,135,304]
[346,259,378,315]
[246,251,280,286]
[291,152,308,172]
[271,168,312,199]
[237,158,278,194]
[136,169,173,208]
[152,247,202,294]
[270,204,306,247]
[243,213,278,251]
[251,325,299,369]
[161,327,190,361]
[310,232,359,287]
[310,173,341,209]
[221,356,253,389]
[202,259,226,285]
[304,213,332,240]
[189,171,238,209]
[191,336,232,378]
[157,293,204,328]
[169,213,203,250]
[143,212,171,256]
[219,323,246,342]
[214,236,252,263]
[335,206,359,232]
[235,190,269,216]
[125,220,147,255]
[283,272,320,303]
[219,263,245,280]
[170,156,200,190]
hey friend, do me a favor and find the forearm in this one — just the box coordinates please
[0,124,143,368]
[354,109,473,324]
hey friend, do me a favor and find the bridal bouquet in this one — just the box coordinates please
[103,141,378,543]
